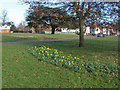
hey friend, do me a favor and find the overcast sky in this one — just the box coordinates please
[0,0,29,26]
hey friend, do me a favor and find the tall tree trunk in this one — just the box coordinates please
[79,18,84,47]
[51,25,55,34]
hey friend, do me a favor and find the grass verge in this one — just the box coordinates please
[2,36,119,88]
[1,33,79,42]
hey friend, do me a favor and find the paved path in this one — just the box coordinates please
[0,36,97,44]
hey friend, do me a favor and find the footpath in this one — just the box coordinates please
[0,36,97,44]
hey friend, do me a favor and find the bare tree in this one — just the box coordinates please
[1,9,8,25]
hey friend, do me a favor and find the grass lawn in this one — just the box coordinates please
[1,33,79,42]
[2,36,119,88]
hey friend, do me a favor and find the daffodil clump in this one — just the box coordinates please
[28,45,119,79]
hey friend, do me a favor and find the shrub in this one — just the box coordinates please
[76,31,80,35]
[92,34,96,36]
[29,30,32,33]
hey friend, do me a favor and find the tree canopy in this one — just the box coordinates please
[22,0,119,47]
[26,4,78,34]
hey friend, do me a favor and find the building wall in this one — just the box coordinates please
[61,28,68,32]
[86,27,90,35]
[0,24,11,33]
[103,28,107,34]
[0,29,10,33]
[94,27,101,34]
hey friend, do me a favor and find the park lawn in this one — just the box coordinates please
[1,33,79,42]
[2,36,119,88]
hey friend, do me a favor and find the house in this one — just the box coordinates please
[60,28,68,33]
[89,24,102,36]
[84,24,91,35]
[51,24,118,36]
[101,25,111,35]
[30,27,35,33]
[0,23,11,33]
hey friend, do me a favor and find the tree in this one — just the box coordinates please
[17,21,27,32]
[21,1,97,47]
[26,5,75,34]
[10,22,17,31]
[22,1,119,47]
[1,10,8,25]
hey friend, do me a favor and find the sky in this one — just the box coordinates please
[0,0,29,26]
[0,0,118,27]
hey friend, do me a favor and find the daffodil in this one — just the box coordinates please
[72,61,73,64]
[69,63,71,66]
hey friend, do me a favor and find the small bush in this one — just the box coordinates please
[76,31,80,35]
[29,30,32,33]
[92,34,96,36]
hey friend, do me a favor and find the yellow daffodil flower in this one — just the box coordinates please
[72,61,73,64]
[69,63,71,65]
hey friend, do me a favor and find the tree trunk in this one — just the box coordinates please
[79,19,84,47]
[51,25,55,34]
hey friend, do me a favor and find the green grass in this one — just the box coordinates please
[1,33,79,42]
[2,36,119,88]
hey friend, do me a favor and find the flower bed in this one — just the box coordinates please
[28,45,119,79]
